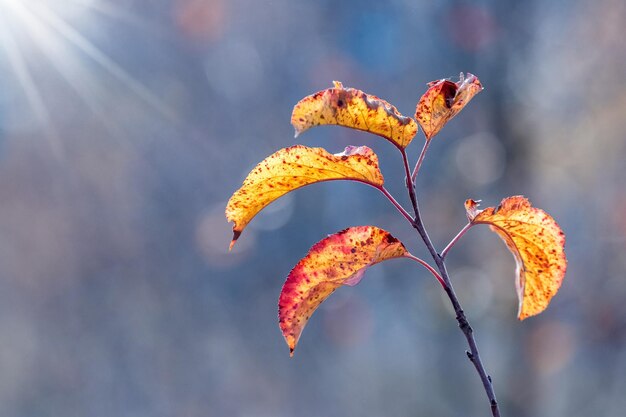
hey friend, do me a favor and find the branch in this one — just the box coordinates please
[401,150,501,417]
[400,149,419,219]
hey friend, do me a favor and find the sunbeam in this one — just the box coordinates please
[0,0,177,152]
[6,0,128,138]
[85,0,170,39]
[32,3,177,121]
[0,2,63,156]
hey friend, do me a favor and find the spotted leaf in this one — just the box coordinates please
[291,81,418,149]
[465,196,567,320]
[415,73,483,140]
[278,226,411,356]
[225,145,384,249]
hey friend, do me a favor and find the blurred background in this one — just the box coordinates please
[0,0,625,416]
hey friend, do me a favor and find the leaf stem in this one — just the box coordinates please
[401,150,501,417]
[405,254,445,288]
[378,186,414,225]
[411,139,431,182]
[441,222,473,260]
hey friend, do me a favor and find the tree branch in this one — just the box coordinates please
[401,149,501,417]
[400,149,420,219]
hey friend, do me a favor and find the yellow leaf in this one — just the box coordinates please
[465,197,567,320]
[291,81,418,149]
[278,226,410,356]
[225,145,384,249]
[415,73,483,140]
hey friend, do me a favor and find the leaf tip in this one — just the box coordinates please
[332,80,344,89]
[289,347,295,358]
[334,145,370,158]
[518,310,530,321]
[229,230,242,251]
[461,72,484,91]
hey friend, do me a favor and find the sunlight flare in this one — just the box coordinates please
[0,0,176,151]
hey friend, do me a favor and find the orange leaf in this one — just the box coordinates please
[279,226,411,356]
[225,145,384,249]
[291,81,418,149]
[415,73,483,140]
[465,197,567,320]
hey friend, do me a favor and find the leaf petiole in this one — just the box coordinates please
[378,186,414,225]
[405,254,445,288]
[440,222,473,260]
[411,139,431,183]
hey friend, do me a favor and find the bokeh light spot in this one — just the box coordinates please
[454,132,506,186]
[174,0,226,42]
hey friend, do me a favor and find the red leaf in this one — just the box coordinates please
[278,226,411,356]
[415,73,483,140]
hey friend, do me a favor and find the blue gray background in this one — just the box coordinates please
[0,0,625,416]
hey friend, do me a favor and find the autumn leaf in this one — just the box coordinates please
[465,196,567,320]
[225,145,384,249]
[279,226,411,356]
[415,73,483,140]
[291,81,418,149]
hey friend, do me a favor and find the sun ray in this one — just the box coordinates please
[6,1,125,138]
[0,3,63,157]
[31,2,178,122]
[78,0,171,40]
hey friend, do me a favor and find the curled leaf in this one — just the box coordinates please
[465,196,567,320]
[279,226,410,356]
[225,145,384,249]
[415,73,483,140]
[291,81,418,149]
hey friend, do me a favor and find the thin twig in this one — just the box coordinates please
[377,186,414,225]
[441,222,473,260]
[405,254,445,288]
[400,149,419,219]
[400,149,501,417]
[411,139,431,182]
